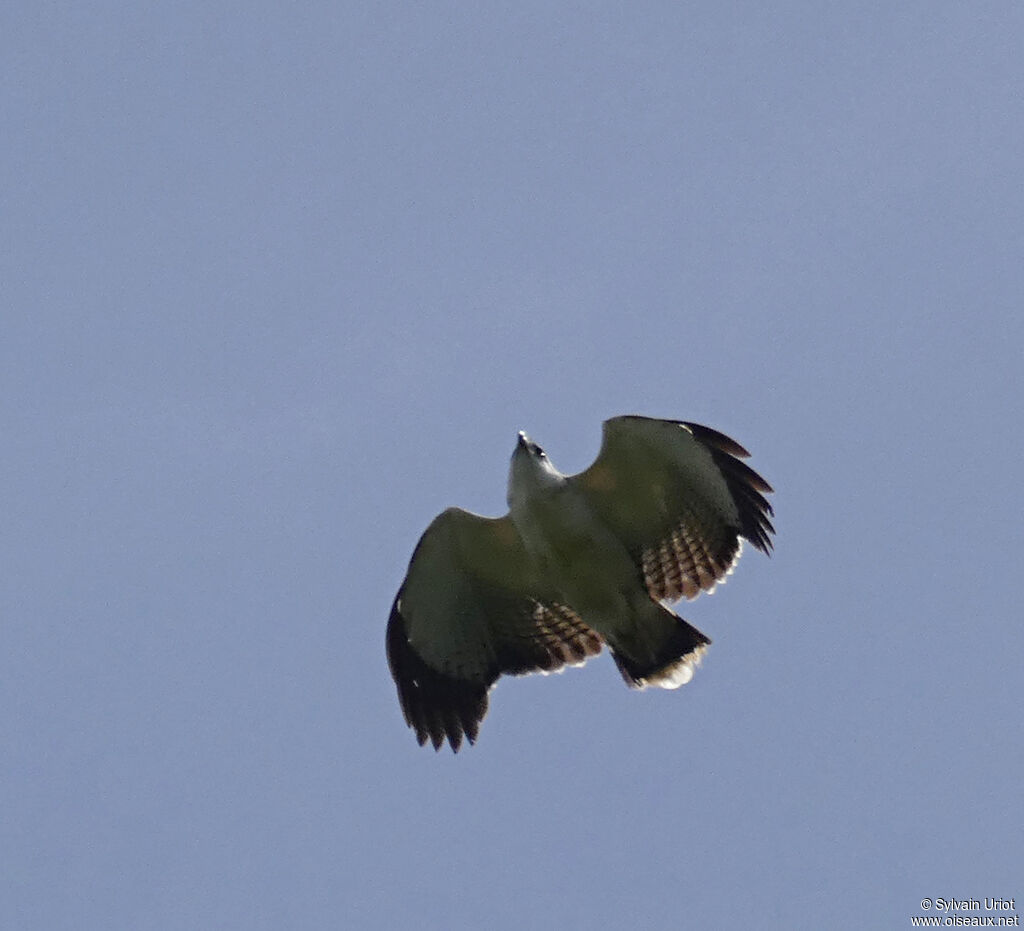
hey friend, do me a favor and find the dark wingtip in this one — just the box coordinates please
[683,421,776,556]
[386,594,490,753]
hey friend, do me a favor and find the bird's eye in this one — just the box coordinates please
[534,445,545,457]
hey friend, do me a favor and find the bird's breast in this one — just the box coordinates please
[510,486,637,607]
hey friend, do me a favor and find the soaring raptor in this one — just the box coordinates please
[387,416,774,751]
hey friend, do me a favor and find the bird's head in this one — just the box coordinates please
[507,430,564,510]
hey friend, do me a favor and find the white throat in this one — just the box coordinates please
[507,444,564,513]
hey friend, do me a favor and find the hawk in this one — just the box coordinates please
[387,415,774,751]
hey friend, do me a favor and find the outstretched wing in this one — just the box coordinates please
[569,417,774,602]
[386,507,603,752]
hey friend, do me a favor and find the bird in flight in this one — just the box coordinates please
[387,415,774,752]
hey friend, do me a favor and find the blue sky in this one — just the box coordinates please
[3,2,1023,928]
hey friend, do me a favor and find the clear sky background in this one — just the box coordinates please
[3,3,1022,929]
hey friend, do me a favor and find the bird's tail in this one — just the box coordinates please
[610,601,710,690]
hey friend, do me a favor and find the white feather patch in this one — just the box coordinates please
[641,643,709,690]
